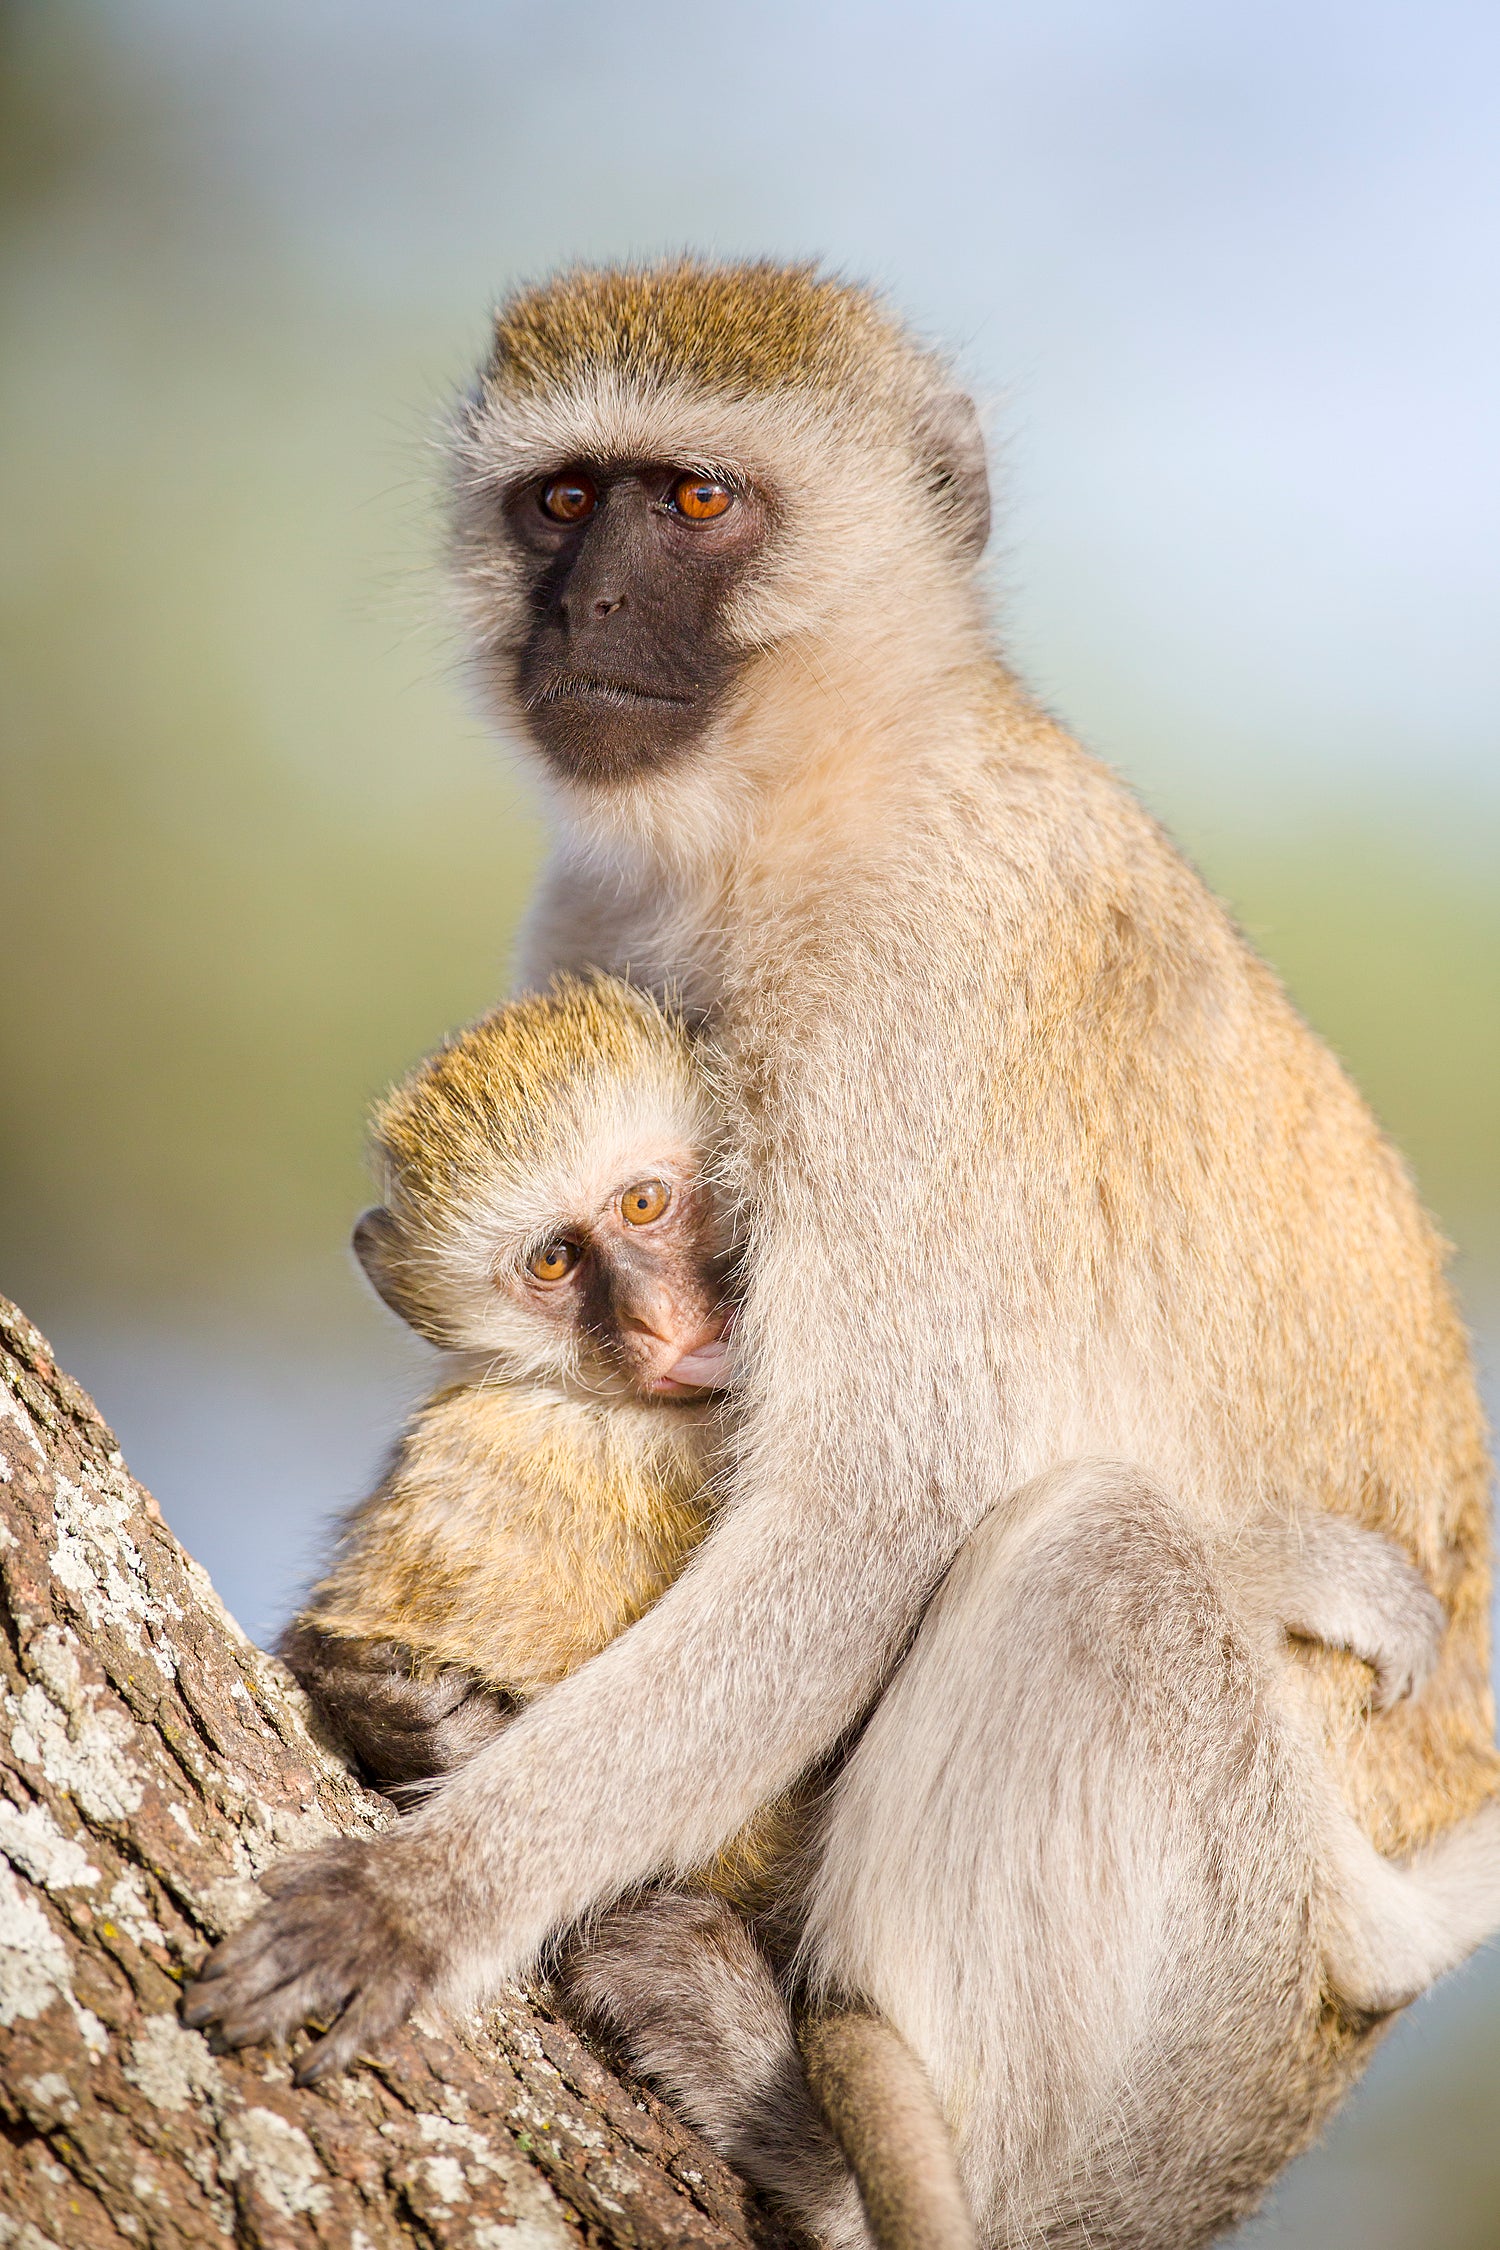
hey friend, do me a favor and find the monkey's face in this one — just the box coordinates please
[499,460,770,785]
[506,1155,734,1398]
[451,263,992,799]
[357,1147,733,1403]
[357,978,729,1399]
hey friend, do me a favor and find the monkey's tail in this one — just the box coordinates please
[1321,1791,1500,2015]
[800,2010,979,2250]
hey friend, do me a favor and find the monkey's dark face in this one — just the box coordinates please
[513,1165,734,1398]
[503,461,769,783]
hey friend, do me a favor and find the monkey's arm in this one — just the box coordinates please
[279,1620,518,1792]
[184,941,999,2075]
[1222,1513,1447,1709]
[189,1471,942,2077]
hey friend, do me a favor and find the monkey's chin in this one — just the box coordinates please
[516,671,721,785]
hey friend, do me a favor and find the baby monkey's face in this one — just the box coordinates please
[357,981,733,1400]
[356,1142,733,1401]
[508,1152,732,1399]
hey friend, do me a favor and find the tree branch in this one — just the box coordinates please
[0,1291,776,2250]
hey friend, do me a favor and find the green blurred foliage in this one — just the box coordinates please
[0,1,1494,1335]
[1198,828,1500,1278]
[0,6,534,1317]
[0,322,541,1308]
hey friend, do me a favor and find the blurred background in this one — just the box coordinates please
[1,2,1496,2239]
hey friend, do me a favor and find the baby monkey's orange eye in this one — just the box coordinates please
[671,475,733,521]
[620,1179,671,1226]
[540,472,598,524]
[528,1239,579,1282]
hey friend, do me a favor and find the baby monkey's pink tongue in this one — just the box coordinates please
[664,1335,734,1390]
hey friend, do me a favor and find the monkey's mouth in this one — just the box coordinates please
[527,673,697,712]
[652,1312,736,1396]
[657,1339,732,1392]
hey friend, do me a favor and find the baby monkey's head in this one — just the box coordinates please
[354,976,731,1400]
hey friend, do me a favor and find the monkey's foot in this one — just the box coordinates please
[182,1834,441,2082]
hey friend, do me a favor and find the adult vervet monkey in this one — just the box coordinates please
[281,977,1454,2250]
[188,261,1500,2248]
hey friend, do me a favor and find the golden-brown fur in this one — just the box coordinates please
[293,978,803,1910]
[292,973,723,1703]
[493,259,917,407]
[307,1383,714,1701]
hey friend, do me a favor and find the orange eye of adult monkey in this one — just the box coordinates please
[671,475,733,521]
[527,1239,580,1282]
[539,472,598,524]
[620,1179,671,1226]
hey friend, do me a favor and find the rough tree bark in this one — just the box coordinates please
[0,1292,780,2250]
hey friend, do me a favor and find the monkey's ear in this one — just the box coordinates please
[352,1206,434,1338]
[915,387,990,560]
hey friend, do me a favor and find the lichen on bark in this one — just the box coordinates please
[0,1292,773,2250]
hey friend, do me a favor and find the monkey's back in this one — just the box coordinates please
[972,704,1495,1861]
[696,673,1494,2201]
[707,670,1493,1866]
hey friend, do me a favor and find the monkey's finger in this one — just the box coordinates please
[186,1942,359,2043]
[182,1962,314,2037]
[292,1977,420,2085]
[201,1970,351,2055]
[183,1904,332,2008]
[182,1921,347,2030]
[417,1668,486,1720]
[182,1936,284,2015]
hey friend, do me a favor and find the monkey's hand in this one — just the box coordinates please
[1227,1514,1447,1712]
[182,1833,442,2082]
[280,1620,518,1792]
[1284,1520,1447,1712]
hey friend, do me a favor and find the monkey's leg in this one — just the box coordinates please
[1219,1515,1500,2009]
[801,1460,1334,2250]
[563,1891,873,2250]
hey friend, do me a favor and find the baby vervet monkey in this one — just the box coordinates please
[283,974,734,1788]
[283,972,969,2250]
[279,970,1463,2250]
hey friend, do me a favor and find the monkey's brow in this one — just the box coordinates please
[518,1224,587,1260]
[487,453,750,494]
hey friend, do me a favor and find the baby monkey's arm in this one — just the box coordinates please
[282,1375,717,1794]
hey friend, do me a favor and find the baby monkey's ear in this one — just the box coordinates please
[352,1206,446,1344]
